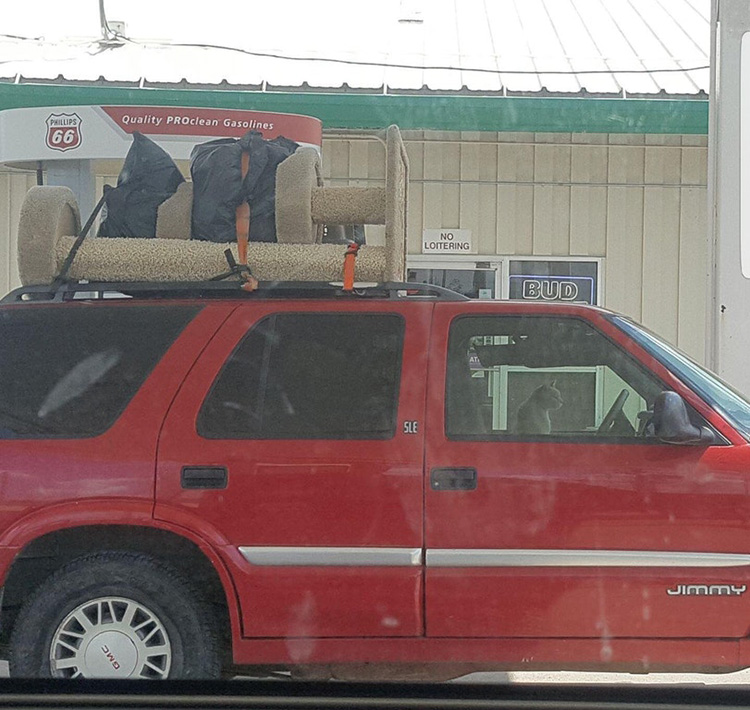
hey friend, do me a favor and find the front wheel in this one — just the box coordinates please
[9,551,221,679]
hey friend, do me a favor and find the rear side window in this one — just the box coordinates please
[0,305,199,438]
[198,313,404,439]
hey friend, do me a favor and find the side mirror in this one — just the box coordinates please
[652,391,716,445]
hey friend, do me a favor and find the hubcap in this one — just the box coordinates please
[49,597,172,679]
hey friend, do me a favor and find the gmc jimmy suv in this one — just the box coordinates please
[0,279,748,681]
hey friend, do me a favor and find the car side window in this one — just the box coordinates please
[446,315,664,440]
[198,312,404,440]
[0,305,200,439]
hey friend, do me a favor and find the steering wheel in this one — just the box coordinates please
[636,408,654,436]
[598,389,629,434]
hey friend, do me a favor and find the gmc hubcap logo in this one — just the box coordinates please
[100,644,121,670]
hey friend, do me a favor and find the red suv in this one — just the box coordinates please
[0,279,747,681]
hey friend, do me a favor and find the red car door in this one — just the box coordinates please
[424,302,750,640]
[156,300,430,639]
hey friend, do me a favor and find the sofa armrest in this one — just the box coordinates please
[18,186,81,286]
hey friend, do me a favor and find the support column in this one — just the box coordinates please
[709,0,750,394]
[45,160,95,224]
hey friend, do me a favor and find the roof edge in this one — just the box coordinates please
[0,83,708,134]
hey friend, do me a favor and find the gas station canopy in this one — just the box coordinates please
[0,104,322,168]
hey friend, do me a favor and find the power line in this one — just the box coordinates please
[0,34,710,76]
[135,39,713,75]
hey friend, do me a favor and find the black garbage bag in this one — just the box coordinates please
[188,138,242,243]
[190,131,298,243]
[98,132,184,238]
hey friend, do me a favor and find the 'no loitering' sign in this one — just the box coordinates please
[422,229,475,254]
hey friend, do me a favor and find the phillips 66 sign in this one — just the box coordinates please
[45,113,83,152]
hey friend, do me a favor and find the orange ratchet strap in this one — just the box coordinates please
[342,243,360,292]
[235,150,258,292]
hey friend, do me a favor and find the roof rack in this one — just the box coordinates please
[1,280,468,304]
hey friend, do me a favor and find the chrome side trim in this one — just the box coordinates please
[239,547,750,568]
[239,546,423,567]
[426,549,750,568]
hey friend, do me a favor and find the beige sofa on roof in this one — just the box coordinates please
[18,125,408,286]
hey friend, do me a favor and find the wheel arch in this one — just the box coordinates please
[0,523,242,665]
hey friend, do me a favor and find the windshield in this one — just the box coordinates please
[612,315,750,441]
[6,0,750,694]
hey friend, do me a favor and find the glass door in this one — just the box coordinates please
[406,258,501,299]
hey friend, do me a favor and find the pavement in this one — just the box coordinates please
[466,669,750,685]
[2,659,750,684]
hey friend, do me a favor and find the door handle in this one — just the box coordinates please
[181,466,228,490]
[430,467,477,491]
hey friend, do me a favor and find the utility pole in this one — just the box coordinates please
[708,0,750,393]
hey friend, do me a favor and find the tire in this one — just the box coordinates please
[9,551,221,679]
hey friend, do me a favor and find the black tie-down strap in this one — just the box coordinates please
[53,190,108,287]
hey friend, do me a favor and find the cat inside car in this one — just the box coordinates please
[513,381,564,435]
